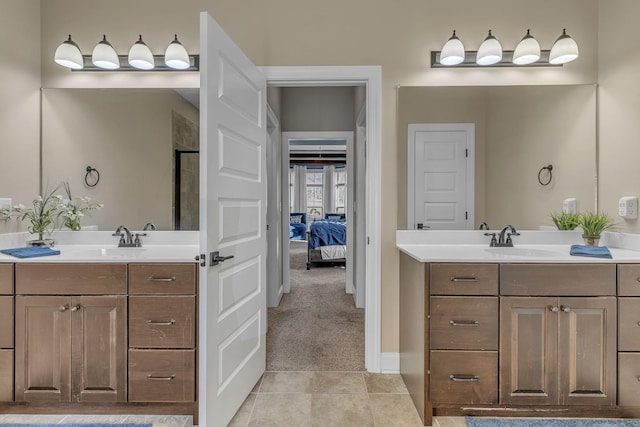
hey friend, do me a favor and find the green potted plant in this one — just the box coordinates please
[549,212,580,231]
[578,211,617,246]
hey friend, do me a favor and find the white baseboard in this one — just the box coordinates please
[380,352,400,374]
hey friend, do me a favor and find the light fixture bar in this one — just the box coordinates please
[431,50,561,68]
[73,54,199,71]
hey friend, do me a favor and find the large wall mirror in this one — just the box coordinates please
[41,88,200,231]
[398,84,597,230]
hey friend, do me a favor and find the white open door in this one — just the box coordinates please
[199,12,267,427]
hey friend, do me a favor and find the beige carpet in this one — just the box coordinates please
[266,240,365,371]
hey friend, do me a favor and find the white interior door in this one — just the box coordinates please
[408,124,474,230]
[199,11,267,427]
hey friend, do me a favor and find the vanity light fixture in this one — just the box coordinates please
[549,29,579,65]
[128,35,154,70]
[164,34,191,70]
[92,35,120,70]
[431,28,577,68]
[513,29,541,65]
[53,34,199,71]
[54,35,84,70]
[476,30,503,65]
[439,30,465,66]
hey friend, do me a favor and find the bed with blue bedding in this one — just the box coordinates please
[289,212,307,240]
[306,216,346,270]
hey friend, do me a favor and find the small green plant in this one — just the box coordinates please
[578,211,617,238]
[550,212,580,230]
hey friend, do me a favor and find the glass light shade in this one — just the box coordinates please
[513,30,540,65]
[128,35,154,70]
[549,29,579,65]
[54,35,83,70]
[476,30,502,65]
[164,35,190,70]
[439,30,465,66]
[92,35,120,69]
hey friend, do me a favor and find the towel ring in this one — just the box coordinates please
[84,166,100,187]
[538,164,553,186]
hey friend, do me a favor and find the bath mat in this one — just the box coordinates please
[466,418,640,427]
[0,424,152,427]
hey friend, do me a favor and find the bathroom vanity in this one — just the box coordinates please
[0,234,199,422]
[397,230,640,426]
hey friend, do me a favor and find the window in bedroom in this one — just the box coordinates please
[306,169,323,221]
[335,168,347,214]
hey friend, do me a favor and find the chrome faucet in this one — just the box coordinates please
[497,225,520,247]
[143,222,156,231]
[112,225,136,247]
[478,222,490,230]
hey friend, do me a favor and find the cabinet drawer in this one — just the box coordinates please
[619,265,640,296]
[430,350,498,405]
[15,263,126,295]
[0,296,13,348]
[619,298,640,351]
[128,349,195,402]
[500,264,616,296]
[0,264,12,294]
[430,264,499,295]
[0,350,13,402]
[430,297,498,350]
[129,264,196,295]
[619,352,640,406]
[129,296,196,348]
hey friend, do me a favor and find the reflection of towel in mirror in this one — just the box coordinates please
[569,245,612,259]
[0,246,61,258]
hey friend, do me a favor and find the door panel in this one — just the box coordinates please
[200,11,267,427]
[500,297,558,405]
[558,297,616,406]
[15,296,71,402]
[71,296,127,402]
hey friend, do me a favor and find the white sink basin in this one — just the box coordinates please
[485,247,563,257]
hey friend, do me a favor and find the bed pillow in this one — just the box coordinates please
[325,213,345,220]
[290,214,304,224]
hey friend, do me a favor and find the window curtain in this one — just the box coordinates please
[292,165,307,213]
[323,165,336,215]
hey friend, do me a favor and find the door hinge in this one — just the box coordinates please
[465,148,468,158]
[367,236,370,245]
[465,211,468,220]
[198,253,206,267]
[267,224,270,231]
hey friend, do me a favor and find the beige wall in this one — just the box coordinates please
[281,87,355,132]
[42,89,199,231]
[33,0,599,353]
[598,0,640,233]
[0,0,41,233]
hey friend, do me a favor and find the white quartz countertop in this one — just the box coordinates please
[396,230,640,263]
[0,231,200,263]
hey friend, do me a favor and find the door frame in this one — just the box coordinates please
[261,66,382,372]
[407,123,475,231]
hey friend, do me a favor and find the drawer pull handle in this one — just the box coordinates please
[147,276,177,282]
[450,277,478,282]
[449,375,480,382]
[449,320,479,327]
[146,319,176,326]
[147,374,176,381]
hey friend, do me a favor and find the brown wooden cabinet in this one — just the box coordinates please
[0,263,13,402]
[617,264,640,407]
[14,263,128,403]
[15,295,127,402]
[500,296,616,406]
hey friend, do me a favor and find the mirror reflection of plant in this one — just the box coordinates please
[60,182,104,231]
[549,212,581,230]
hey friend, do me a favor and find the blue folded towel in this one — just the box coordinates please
[570,244,612,259]
[0,246,61,258]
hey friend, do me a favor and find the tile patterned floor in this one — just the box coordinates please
[228,371,468,427]
[0,414,192,427]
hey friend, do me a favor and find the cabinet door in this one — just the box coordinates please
[500,297,558,405]
[558,297,616,406]
[71,296,127,402]
[15,296,71,402]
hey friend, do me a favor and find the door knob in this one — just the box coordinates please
[210,251,234,266]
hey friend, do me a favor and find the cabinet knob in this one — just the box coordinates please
[561,306,571,313]
[70,304,81,312]
[58,305,68,312]
[549,306,559,313]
